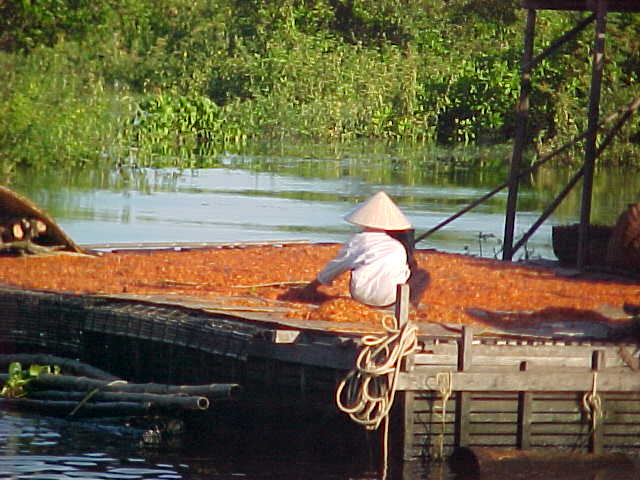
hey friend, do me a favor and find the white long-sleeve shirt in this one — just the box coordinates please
[317,231,410,307]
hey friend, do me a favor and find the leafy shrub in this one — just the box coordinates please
[126,93,247,164]
[1,0,639,168]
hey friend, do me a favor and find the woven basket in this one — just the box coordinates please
[552,223,613,266]
[605,203,640,272]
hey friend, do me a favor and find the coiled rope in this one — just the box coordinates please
[336,314,418,431]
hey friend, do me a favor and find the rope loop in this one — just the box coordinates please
[336,314,418,431]
[432,371,453,460]
[582,371,603,433]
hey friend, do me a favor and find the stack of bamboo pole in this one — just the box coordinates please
[0,354,241,418]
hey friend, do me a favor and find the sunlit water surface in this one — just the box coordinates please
[2,148,640,479]
[7,151,640,261]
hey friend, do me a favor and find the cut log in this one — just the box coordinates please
[11,220,24,240]
[449,447,635,477]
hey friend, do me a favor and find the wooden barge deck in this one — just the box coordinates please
[1,243,639,465]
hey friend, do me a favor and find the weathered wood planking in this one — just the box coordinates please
[398,369,640,392]
[413,340,638,370]
[403,391,640,457]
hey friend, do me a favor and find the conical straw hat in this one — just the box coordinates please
[344,191,412,230]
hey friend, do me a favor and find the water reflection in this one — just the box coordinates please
[0,409,383,480]
[0,412,185,480]
[4,148,640,261]
[1,409,638,480]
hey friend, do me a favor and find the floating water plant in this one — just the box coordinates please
[1,362,61,398]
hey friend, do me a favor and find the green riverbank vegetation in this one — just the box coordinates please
[1,0,639,171]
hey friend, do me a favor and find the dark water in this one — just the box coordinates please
[1,409,638,480]
[0,409,378,480]
[2,146,640,478]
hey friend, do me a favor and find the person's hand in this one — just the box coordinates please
[297,279,321,301]
[298,279,320,298]
[279,279,329,303]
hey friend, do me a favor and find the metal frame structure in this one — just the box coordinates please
[502,0,640,266]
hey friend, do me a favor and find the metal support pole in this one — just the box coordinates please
[503,9,536,261]
[577,0,607,269]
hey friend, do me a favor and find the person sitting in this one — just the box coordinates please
[301,191,415,307]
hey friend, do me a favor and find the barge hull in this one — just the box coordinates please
[2,284,640,461]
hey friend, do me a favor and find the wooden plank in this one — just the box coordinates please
[531,399,582,412]
[413,431,455,442]
[470,412,519,423]
[410,354,457,366]
[606,404,640,414]
[531,423,590,435]
[530,412,584,423]
[414,412,524,425]
[604,424,640,435]
[398,369,640,392]
[467,435,518,447]
[413,401,456,416]
[529,435,590,447]
[470,395,519,406]
[602,391,640,401]
[603,436,640,447]
[473,413,522,424]
[412,393,455,408]
[466,355,590,368]
[413,343,632,369]
[418,341,457,352]
[414,423,457,435]
[469,423,518,435]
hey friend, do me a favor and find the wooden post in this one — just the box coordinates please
[456,327,473,447]
[395,284,410,327]
[517,361,532,449]
[401,391,417,461]
[394,283,418,461]
[503,8,536,261]
[577,0,607,269]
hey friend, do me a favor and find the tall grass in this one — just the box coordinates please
[0,43,133,172]
[1,0,638,170]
